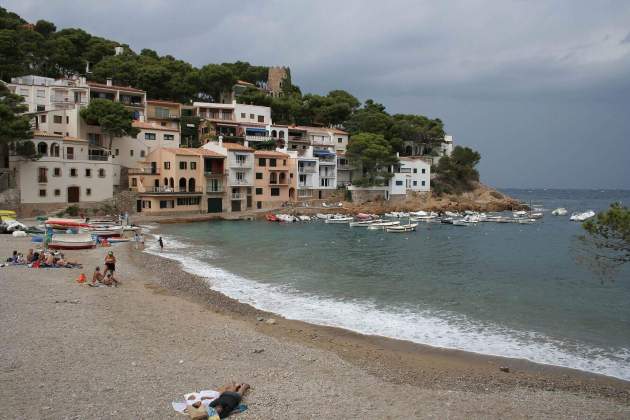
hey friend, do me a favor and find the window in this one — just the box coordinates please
[130,150,134,157]
[413,168,417,173]
[338,138,343,143]
[255,172,263,180]
[140,150,145,158]
[190,162,197,170]
[40,115,47,123]
[54,189,60,196]
[236,172,244,182]
[179,161,187,170]
[395,180,403,186]
[53,167,61,177]
[131,178,137,187]
[257,201,262,209]
[257,115,264,123]
[258,158,266,167]
[37,105,45,112]
[66,116,69,124]
[255,188,263,195]
[270,187,280,197]
[269,158,276,167]
[39,189,46,197]
[70,168,77,177]
[176,197,201,206]
[164,134,175,141]
[283,160,286,166]
[37,167,48,183]
[19,88,29,96]
[241,112,246,118]
[413,181,417,186]
[159,200,175,209]
[66,147,74,160]
[144,132,156,140]
[155,107,170,118]
[421,168,426,174]
[86,188,92,196]
[53,115,62,124]
[249,113,254,119]
[88,133,102,146]
[421,181,426,186]
[37,142,48,155]
[85,168,92,177]
[36,89,45,98]
[115,149,119,156]
[164,162,171,169]
[98,169,106,178]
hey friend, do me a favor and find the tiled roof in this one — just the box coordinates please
[63,136,86,142]
[162,148,225,158]
[254,150,290,158]
[33,131,63,138]
[87,81,145,93]
[222,142,254,152]
[132,121,179,132]
[329,127,349,135]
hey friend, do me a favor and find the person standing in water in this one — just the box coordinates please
[158,236,164,252]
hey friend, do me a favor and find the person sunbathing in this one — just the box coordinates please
[43,253,55,267]
[206,383,250,419]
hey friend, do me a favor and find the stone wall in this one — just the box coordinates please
[267,66,288,96]
[347,186,388,204]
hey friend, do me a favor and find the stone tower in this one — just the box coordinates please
[267,66,289,97]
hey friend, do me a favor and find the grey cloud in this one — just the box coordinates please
[622,32,630,44]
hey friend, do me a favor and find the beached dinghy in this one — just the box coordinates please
[367,221,400,230]
[89,225,124,237]
[552,207,568,216]
[385,223,418,233]
[48,232,96,250]
[45,218,88,229]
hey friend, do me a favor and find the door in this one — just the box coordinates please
[231,200,241,212]
[207,198,222,213]
[137,200,142,213]
[67,186,80,203]
[246,195,252,209]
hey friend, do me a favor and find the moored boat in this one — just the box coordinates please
[367,221,400,230]
[385,223,418,233]
[570,210,596,222]
[324,216,353,224]
[552,207,568,216]
[349,219,382,227]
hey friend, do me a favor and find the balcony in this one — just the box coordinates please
[129,167,160,176]
[231,178,251,186]
[245,135,273,142]
[206,185,224,193]
[204,170,227,177]
[231,160,249,167]
[298,166,317,174]
[318,157,336,165]
[288,135,309,143]
[143,187,203,194]
[337,164,352,170]
[231,192,244,200]
[149,111,179,120]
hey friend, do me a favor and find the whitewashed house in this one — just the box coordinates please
[388,156,431,196]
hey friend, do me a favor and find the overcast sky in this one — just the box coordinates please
[5,0,630,189]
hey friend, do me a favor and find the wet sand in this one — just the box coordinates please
[1,235,629,419]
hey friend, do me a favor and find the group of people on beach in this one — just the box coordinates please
[4,249,81,269]
[91,251,120,287]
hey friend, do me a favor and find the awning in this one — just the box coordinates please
[313,150,336,157]
[245,127,267,134]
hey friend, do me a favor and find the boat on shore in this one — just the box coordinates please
[48,232,96,250]
[45,218,88,229]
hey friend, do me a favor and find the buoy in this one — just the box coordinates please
[76,273,87,283]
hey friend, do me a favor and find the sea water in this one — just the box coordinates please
[145,189,630,381]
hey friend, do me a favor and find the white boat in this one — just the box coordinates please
[570,210,596,222]
[349,219,383,227]
[452,219,472,226]
[462,214,481,223]
[516,218,537,224]
[410,215,438,222]
[444,211,461,218]
[528,212,544,219]
[512,210,528,218]
[367,221,400,230]
[552,208,568,216]
[48,232,96,250]
[276,214,298,223]
[298,215,312,222]
[324,216,353,224]
[316,213,332,220]
[385,223,418,233]
[89,225,124,236]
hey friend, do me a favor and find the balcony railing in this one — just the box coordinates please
[206,186,224,193]
[144,187,203,194]
[88,155,109,161]
[298,166,317,174]
[231,179,251,186]
[231,193,244,200]
[129,167,159,175]
[231,160,249,167]
[245,135,273,142]
[288,135,308,142]
[337,164,352,170]
[204,170,227,177]
[149,112,179,120]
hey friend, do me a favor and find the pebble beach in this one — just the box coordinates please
[1,234,629,419]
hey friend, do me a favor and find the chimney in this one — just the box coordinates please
[106,78,113,87]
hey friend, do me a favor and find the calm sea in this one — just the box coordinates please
[144,189,630,380]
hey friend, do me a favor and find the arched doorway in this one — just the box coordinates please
[164,177,168,186]
[50,143,60,157]
[404,145,412,156]
[188,178,196,192]
[289,188,295,200]
[37,142,48,156]
[169,177,174,188]
[179,177,186,191]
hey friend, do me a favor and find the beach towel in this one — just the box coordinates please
[172,390,248,418]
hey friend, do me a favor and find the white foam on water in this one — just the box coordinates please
[144,242,630,381]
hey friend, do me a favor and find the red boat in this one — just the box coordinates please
[265,214,278,222]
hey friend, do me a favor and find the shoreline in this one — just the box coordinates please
[132,234,630,402]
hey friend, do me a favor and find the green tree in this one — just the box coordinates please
[0,83,33,163]
[346,132,399,187]
[180,115,201,148]
[344,99,392,136]
[432,146,481,194]
[198,64,235,102]
[34,20,56,37]
[80,99,139,150]
[389,114,445,155]
[576,203,630,281]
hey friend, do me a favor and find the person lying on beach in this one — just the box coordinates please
[43,253,55,267]
[92,267,104,284]
[204,383,250,419]
[56,254,81,268]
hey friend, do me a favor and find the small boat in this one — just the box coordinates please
[107,237,133,243]
[45,218,88,229]
[266,214,278,222]
[385,223,418,233]
[298,215,311,222]
[570,210,596,222]
[367,221,400,230]
[552,208,568,216]
[528,212,544,219]
[349,219,382,227]
[276,214,297,223]
[444,211,461,218]
[324,216,353,224]
[516,218,537,224]
[48,233,96,250]
[89,225,124,237]
[513,210,528,218]
[452,219,472,226]
[316,213,332,220]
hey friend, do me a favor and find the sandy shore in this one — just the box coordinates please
[1,234,629,419]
